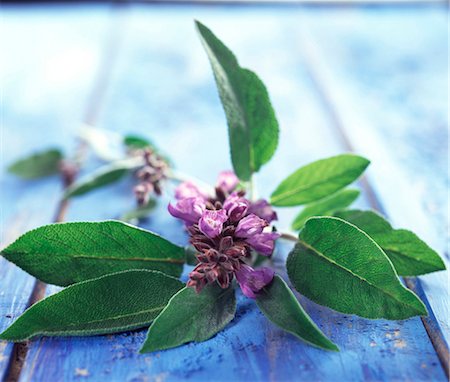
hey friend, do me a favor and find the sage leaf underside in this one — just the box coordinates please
[287,217,427,319]
[140,285,236,353]
[63,158,142,199]
[8,148,63,179]
[271,154,369,207]
[256,276,338,351]
[1,220,185,286]
[335,210,445,276]
[196,21,279,181]
[292,189,360,230]
[0,270,183,341]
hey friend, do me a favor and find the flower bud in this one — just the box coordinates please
[235,264,274,298]
[248,199,278,223]
[216,170,239,193]
[235,214,268,238]
[246,232,280,256]
[198,209,228,239]
[223,193,249,222]
[168,197,205,225]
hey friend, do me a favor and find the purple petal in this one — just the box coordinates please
[235,264,275,299]
[198,209,228,239]
[168,197,206,225]
[246,232,280,256]
[223,192,250,222]
[235,214,268,238]
[174,181,208,200]
[216,170,239,193]
[248,199,278,223]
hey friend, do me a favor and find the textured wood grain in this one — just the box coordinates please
[0,5,112,380]
[15,5,447,382]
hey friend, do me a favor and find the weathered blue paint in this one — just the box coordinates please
[0,4,447,382]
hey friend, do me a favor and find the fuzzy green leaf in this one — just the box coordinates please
[256,276,338,351]
[292,189,360,230]
[0,270,183,341]
[64,159,141,199]
[1,220,185,286]
[335,210,445,276]
[196,21,279,181]
[123,134,153,149]
[8,149,63,179]
[271,154,369,207]
[140,285,236,353]
[287,217,427,319]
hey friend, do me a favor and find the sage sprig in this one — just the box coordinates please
[2,20,445,357]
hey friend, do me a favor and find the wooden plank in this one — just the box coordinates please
[295,5,449,375]
[0,5,112,380]
[18,6,446,381]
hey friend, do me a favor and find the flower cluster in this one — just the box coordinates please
[168,171,279,298]
[134,149,169,206]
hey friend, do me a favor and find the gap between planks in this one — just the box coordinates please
[296,25,449,378]
[2,4,129,382]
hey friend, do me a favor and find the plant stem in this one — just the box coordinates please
[249,173,258,201]
[279,231,298,243]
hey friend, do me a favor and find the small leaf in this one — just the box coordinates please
[0,270,183,341]
[63,159,141,199]
[287,217,427,319]
[1,220,185,286]
[123,134,153,149]
[120,199,157,223]
[271,154,370,207]
[335,210,445,276]
[196,21,279,181]
[292,189,360,230]
[8,149,63,179]
[140,285,236,353]
[256,276,338,351]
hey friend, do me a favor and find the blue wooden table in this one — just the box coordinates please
[1,3,448,381]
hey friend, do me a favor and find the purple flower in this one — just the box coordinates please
[223,193,250,222]
[235,214,268,238]
[235,264,274,298]
[175,181,207,201]
[246,232,280,256]
[216,170,239,193]
[168,197,205,225]
[249,199,278,223]
[199,209,228,239]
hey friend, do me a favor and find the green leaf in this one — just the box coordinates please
[196,21,279,181]
[140,285,236,353]
[256,276,338,351]
[184,246,198,266]
[1,220,185,286]
[292,189,360,230]
[0,270,183,341]
[63,158,141,199]
[271,154,370,207]
[287,217,427,319]
[120,199,157,222]
[8,149,63,179]
[123,134,153,149]
[335,210,445,276]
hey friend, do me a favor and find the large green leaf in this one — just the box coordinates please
[1,220,185,286]
[8,148,63,179]
[196,21,279,181]
[63,159,141,199]
[271,154,369,207]
[287,217,427,319]
[140,285,236,353]
[335,210,445,276]
[256,276,338,351]
[292,189,360,230]
[0,270,183,341]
